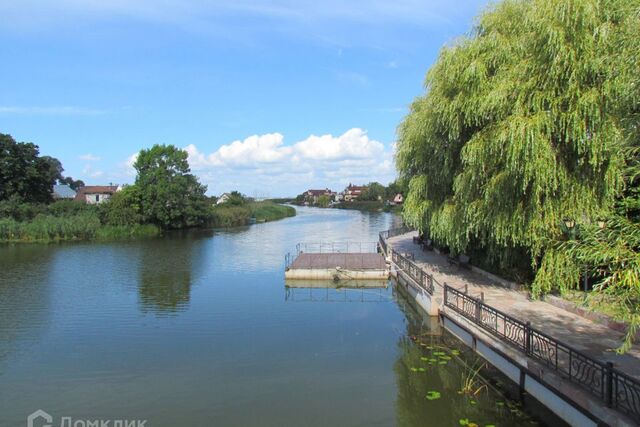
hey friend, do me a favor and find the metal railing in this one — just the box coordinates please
[391,249,434,295]
[295,242,378,255]
[378,225,411,256]
[443,284,640,419]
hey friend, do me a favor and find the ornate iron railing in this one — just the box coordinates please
[443,284,640,419]
[391,249,434,295]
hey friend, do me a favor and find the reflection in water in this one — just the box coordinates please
[137,232,208,315]
[0,245,54,363]
[392,285,561,427]
[284,279,390,302]
[0,208,559,427]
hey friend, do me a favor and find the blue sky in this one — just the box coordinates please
[0,0,489,197]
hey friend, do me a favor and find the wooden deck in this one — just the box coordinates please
[290,253,386,270]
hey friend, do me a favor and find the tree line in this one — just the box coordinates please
[0,136,295,241]
[396,0,639,350]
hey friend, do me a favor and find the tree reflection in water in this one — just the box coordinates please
[137,231,209,315]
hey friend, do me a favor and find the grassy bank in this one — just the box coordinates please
[208,202,295,228]
[333,201,402,213]
[0,214,160,243]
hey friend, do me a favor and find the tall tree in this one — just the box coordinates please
[134,144,209,229]
[396,0,640,350]
[0,134,59,203]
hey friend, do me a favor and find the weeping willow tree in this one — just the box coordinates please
[397,0,640,349]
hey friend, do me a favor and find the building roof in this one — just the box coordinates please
[52,184,77,199]
[306,188,332,196]
[346,184,365,193]
[74,186,118,201]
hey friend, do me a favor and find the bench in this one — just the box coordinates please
[421,239,433,251]
[412,234,424,244]
[448,254,471,269]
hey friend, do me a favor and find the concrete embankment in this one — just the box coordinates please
[381,229,640,427]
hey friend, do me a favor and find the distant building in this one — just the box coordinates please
[344,183,366,202]
[52,184,76,200]
[75,185,119,204]
[216,193,231,205]
[305,188,335,204]
[393,193,404,205]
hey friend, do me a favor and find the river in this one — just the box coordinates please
[0,207,562,426]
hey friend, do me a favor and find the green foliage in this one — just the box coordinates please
[250,202,296,222]
[360,182,386,201]
[398,0,632,257]
[134,144,209,229]
[0,197,46,221]
[0,213,101,242]
[316,194,331,207]
[223,191,248,206]
[99,186,143,226]
[58,176,85,191]
[208,205,252,228]
[0,134,61,204]
[47,200,97,217]
[208,202,295,228]
[397,0,640,350]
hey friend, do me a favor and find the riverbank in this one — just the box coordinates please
[0,201,295,243]
[290,200,402,213]
[0,214,160,243]
[384,229,640,426]
[208,201,296,228]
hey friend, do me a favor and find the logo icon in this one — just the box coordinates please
[27,410,52,427]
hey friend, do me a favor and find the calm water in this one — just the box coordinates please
[0,207,558,427]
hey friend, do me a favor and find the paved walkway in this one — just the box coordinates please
[387,231,640,380]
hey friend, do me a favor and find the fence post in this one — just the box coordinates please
[464,284,468,294]
[525,322,531,354]
[606,362,614,407]
[444,284,448,305]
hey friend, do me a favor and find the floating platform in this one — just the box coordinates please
[284,252,389,280]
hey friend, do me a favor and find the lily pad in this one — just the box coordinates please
[425,391,441,401]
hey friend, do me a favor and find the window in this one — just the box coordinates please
[95,195,99,202]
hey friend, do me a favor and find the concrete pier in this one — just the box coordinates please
[285,252,389,280]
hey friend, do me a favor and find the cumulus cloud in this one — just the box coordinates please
[116,128,395,195]
[181,128,395,195]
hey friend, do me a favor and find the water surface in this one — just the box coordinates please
[0,207,558,426]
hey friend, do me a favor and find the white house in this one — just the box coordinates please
[216,193,231,205]
[74,185,119,204]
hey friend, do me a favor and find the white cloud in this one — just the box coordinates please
[293,128,383,161]
[182,128,395,195]
[79,153,101,161]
